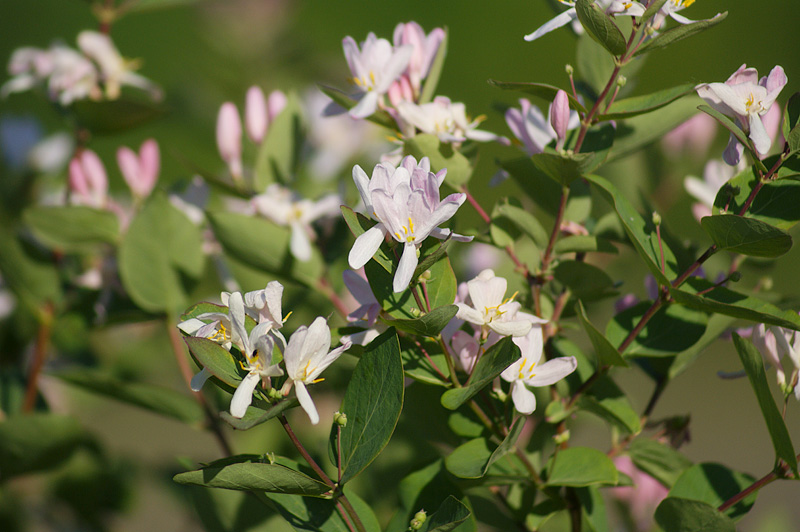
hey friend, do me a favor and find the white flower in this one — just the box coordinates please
[683,159,738,221]
[397,96,501,144]
[524,0,646,42]
[753,323,800,401]
[280,317,351,424]
[342,32,413,118]
[650,0,716,30]
[501,320,577,414]
[77,31,161,100]
[455,269,533,337]
[252,184,342,262]
[505,97,580,156]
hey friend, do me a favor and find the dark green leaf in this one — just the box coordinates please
[404,134,472,187]
[337,329,404,484]
[185,337,241,389]
[24,206,119,251]
[576,486,609,532]
[253,93,302,190]
[399,336,450,386]
[55,369,204,425]
[586,174,677,286]
[445,418,525,479]
[641,0,669,21]
[554,235,618,255]
[118,192,204,314]
[713,168,800,231]
[180,302,228,322]
[599,84,696,120]
[732,334,798,475]
[607,301,708,356]
[545,447,619,487]
[220,398,299,430]
[669,462,757,520]
[636,12,728,56]
[265,485,380,532]
[629,439,692,488]
[126,0,201,12]
[701,215,791,258]
[420,496,471,532]
[383,305,457,337]
[72,92,165,134]
[494,203,549,249]
[576,301,628,367]
[419,28,448,105]
[441,337,520,410]
[575,0,627,56]
[487,80,587,114]
[340,206,394,272]
[668,313,737,379]
[655,498,735,532]
[0,414,90,479]
[782,92,800,153]
[207,211,322,287]
[554,261,616,300]
[174,461,331,496]
[578,376,640,433]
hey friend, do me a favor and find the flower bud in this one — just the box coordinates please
[216,102,243,179]
[616,75,627,87]
[565,64,574,76]
[267,90,288,124]
[553,429,570,445]
[729,271,742,283]
[69,149,108,208]
[413,510,427,523]
[118,138,160,199]
[409,307,421,318]
[245,86,268,144]
[333,411,347,427]
[651,211,662,226]
[550,89,570,150]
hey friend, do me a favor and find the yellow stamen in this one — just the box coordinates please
[283,310,293,323]
[408,217,415,233]
[312,377,325,384]
[369,71,376,85]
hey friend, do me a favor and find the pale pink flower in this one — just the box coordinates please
[216,102,243,179]
[662,112,717,158]
[117,138,160,200]
[684,159,737,221]
[505,97,579,155]
[391,21,445,98]
[397,96,501,145]
[550,90,570,150]
[610,455,669,531]
[69,149,108,208]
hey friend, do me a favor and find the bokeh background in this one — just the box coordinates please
[1,0,799,530]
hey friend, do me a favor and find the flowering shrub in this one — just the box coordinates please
[1,1,799,531]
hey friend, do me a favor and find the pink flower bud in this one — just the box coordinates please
[216,102,242,179]
[69,149,108,208]
[388,76,414,107]
[267,90,287,124]
[550,90,570,150]
[117,138,160,199]
[245,86,268,144]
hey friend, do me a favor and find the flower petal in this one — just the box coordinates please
[511,381,537,414]
[348,225,387,269]
[526,356,578,387]
[393,243,419,293]
[295,381,320,425]
[230,372,260,418]
[190,368,212,392]
[523,9,578,42]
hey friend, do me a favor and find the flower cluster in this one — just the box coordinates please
[2,30,160,105]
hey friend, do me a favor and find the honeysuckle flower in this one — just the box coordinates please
[550,90,570,150]
[280,317,351,424]
[662,112,717,158]
[609,455,669,531]
[696,65,788,165]
[343,270,381,326]
[391,21,445,98]
[348,156,472,292]
[252,184,342,262]
[753,323,800,400]
[501,316,576,414]
[69,149,108,209]
[244,86,287,144]
[505,98,579,156]
[77,31,161,101]
[456,269,533,337]
[216,102,243,179]
[397,96,501,144]
[684,159,737,221]
[117,138,159,200]
[650,0,721,30]
[342,32,413,118]
[524,0,645,42]
[450,330,480,373]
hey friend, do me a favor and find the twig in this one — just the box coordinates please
[22,303,54,412]
[717,453,800,512]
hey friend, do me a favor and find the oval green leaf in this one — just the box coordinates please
[545,446,619,487]
[575,0,627,56]
[655,498,735,532]
[24,206,119,251]
[701,215,791,258]
[174,461,331,496]
[441,337,520,410]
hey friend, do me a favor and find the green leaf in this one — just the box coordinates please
[494,203,549,249]
[487,80,587,114]
[629,439,692,488]
[554,235,617,255]
[576,486,609,532]
[265,485,381,532]
[576,302,628,367]
[669,462,757,520]
[445,418,525,479]
[782,92,800,153]
[668,313,737,379]
[253,93,302,190]
[420,496,471,532]
[607,301,708,356]
[655,498,735,532]
[185,337,241,388]
[24,206,119,251]
[72,92,165,134]
[118,192,204,314]
[636,12,728,56]
[337,329,404,484]
[701,215,791,258]
[340,206,394,272]
[712,168,800,231]
[599,83,696,120]
[383,305,458,337]
[698,105,758,163]
[586,174,677,286]
[575,0,627,56]
[399,336,450,386]
[732,334,798,475]
[545,447,619,487]
[404,134,472,187]
[419,28,448,105]
[126,0,201,12]
[219,398,299,431]
[0,414,90,479]
[554,261,616,300]
[531,151,593,186]
[641,0,669,21]
[0,227,62,309]
[670,277,800,331]
[441,337,520,410]
[417,250,458,310]
[55,369,204,425]
[174,460,331,496]
[578,377,640,433]
[207,211,322,287]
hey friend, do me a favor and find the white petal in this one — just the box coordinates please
[526,357,578,387]
[190,368,212,392]
[393,243,418,293]
[349,91,379,119]
[290,221,313,262]
[177,318,205,335]
[348,225,387,269]
[684,176,717,207]
[228,292,249,354]
[295,381,320,425]
[748,115,772,156]
[523,9,578,42]
[230,372,260,418]
[511,381,537,414]
[490,319,533,337]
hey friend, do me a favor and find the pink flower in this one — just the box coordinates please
[662,112,717,158]
[610,456,669,531]
[505,97,579,155]
[117,138,159,200]
[216,102,243,179]
[550,90,570,150]
[69,149,108,208]
[391,21,445,99]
